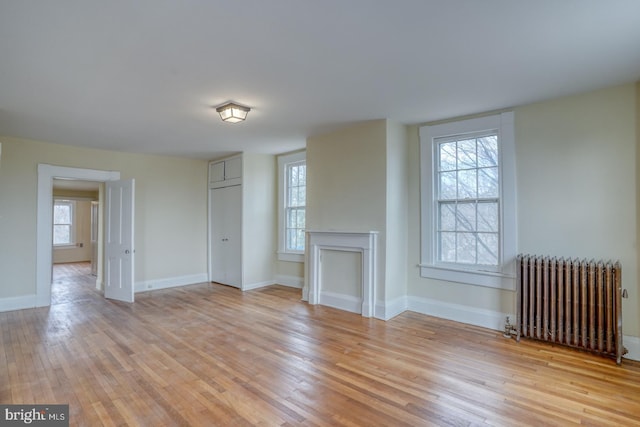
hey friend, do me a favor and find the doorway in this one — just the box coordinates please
[51,179,102,304]
[36,164,126,307]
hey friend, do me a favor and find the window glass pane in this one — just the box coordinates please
[457,169,477,199]
[439,142,457,171]
[286,209,295,229]
[296,208,305,228]
[286,229,295,251]
[439,232,456,263]
[298,187,306,207]
[439,171,456,199]
[456,232,476,264]
[457,139,476,169]
[289,165,298,186]
[439,203,456,231]
[298,165,306,185]
[54,204,71,224]
[298,186,306,206]
[477,136,498,167]
[477,202,498,232]
[285,207,305,251]
[477,233,499,265]
[478,167,498,198]
[287,187,293,206]
[456,202,476,232]
[296,230,305,251]
[53,225,70,245]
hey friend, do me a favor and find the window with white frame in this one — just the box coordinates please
[419,112,516,290]
[53,199,75,246]
[278,151,306,262]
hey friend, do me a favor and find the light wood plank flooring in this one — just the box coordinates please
[2,273,640,426]
[51,262,99,306]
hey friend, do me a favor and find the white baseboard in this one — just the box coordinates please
[274,274,303,289]
[623,335,640,361]
[242,280,276,291]
[375,296,408,321]
[135,273,208,293]
[0,294,38,312]
[320,291,361,314]
[407,296,511,332]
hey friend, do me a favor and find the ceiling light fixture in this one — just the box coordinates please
[215,102,251,123]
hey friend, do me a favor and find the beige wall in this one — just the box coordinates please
[307,120,387,233]
[407,83,639,336]
[637,81,640,338]
[0,136,208,299]
[385,121,409,302]
[306,120,388,304]
[242,153,276,286]
[276,260,304,282]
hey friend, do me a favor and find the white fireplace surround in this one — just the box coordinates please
[307,231,378,317]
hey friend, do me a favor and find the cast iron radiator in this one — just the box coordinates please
[516,254,626,364]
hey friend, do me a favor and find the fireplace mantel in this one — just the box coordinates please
[306,230,378,317]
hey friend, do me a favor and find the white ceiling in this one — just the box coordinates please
[1,1,639,160]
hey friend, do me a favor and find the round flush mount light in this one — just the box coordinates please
[215,102,251,123]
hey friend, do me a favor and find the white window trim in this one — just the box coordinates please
[53,199,76,248]
[419,112,516,290]
[277,150,306,262]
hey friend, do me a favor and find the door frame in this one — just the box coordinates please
[36,164,120,307]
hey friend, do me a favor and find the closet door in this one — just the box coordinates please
[210,185,242,287]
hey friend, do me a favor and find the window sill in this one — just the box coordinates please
[53,244,77,250]
[277,252,304,263]
[419,264,515,290]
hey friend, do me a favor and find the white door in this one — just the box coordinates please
[210,185,242,287]
[90,201,99,276]
[105,179,135,302]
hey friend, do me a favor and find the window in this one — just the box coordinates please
[53,199,75,246]
[419,112,516,289]
[278,151,306,262]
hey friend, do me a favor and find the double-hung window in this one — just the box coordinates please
[419,112,516,289]
[278,151,306,262]
[53,199,75,246]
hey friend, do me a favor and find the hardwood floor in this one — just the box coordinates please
[51,262,100,305]
[2,277,640,426]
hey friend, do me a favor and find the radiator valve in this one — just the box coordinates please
[503,316,516,338]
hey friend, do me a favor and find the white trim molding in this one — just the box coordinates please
[0,295,39,313]
[407,296,512,332]
[135,274,209,293]
[623,335,640,361]
[307,231,378,318]
[320,291,362,314]
[274,274,304,289]
[376,296,408,321]
[242,280,276,291]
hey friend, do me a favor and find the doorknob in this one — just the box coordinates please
[125,249,130,254]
